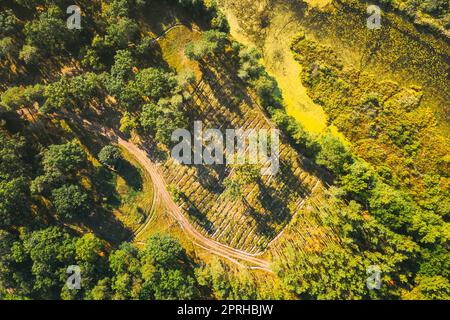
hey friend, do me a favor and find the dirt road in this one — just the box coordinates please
[78,117,271,271]
[116,137,272,272]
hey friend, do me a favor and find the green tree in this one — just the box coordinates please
[338,161,375,202]
[23,6,71,55]
[139,234,198,300]
[270,108,319,157]
[140,269,197,300]
[0,132,30,228]
[234,163,260,185]
[421,0,449,16]
[42,76,72,112]
[109,242,141,299]
[140,98,186,145]
[134,68,178,102]
[111,50,135,81]
[168,184,183,202]
[14,0,39,9]
[237,47,264,82]
[185,30,228,61]
[404,275,450,300]
[70,73,102,105]
[0,37,16,57]
[88,278,112,300]
[0,9,17,37]
[419,246,450,279]
[254,75,283,108]
[74,233,106,296]
[98,145,122,169]
[0,230,32,299]
[75,233,104,264]
[119,112,138,136]
[275,244,368,299]
[103,0,130,20]
[1,85,44,111]
[141,234,185,269]
[106,50,135,98]
[0,178,29,228]
[369,183,414,232]
[105,18,138,48]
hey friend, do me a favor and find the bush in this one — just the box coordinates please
[0,37,16,56]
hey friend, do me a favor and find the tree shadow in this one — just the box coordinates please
[194,164,223,194]
[187,78,235,131]
[200,64,244,117]
[92,166,121,208]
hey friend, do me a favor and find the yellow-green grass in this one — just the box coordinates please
[295,0,449,133]
[111,147,155,232]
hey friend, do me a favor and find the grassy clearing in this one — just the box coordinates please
[158,25,203,76]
